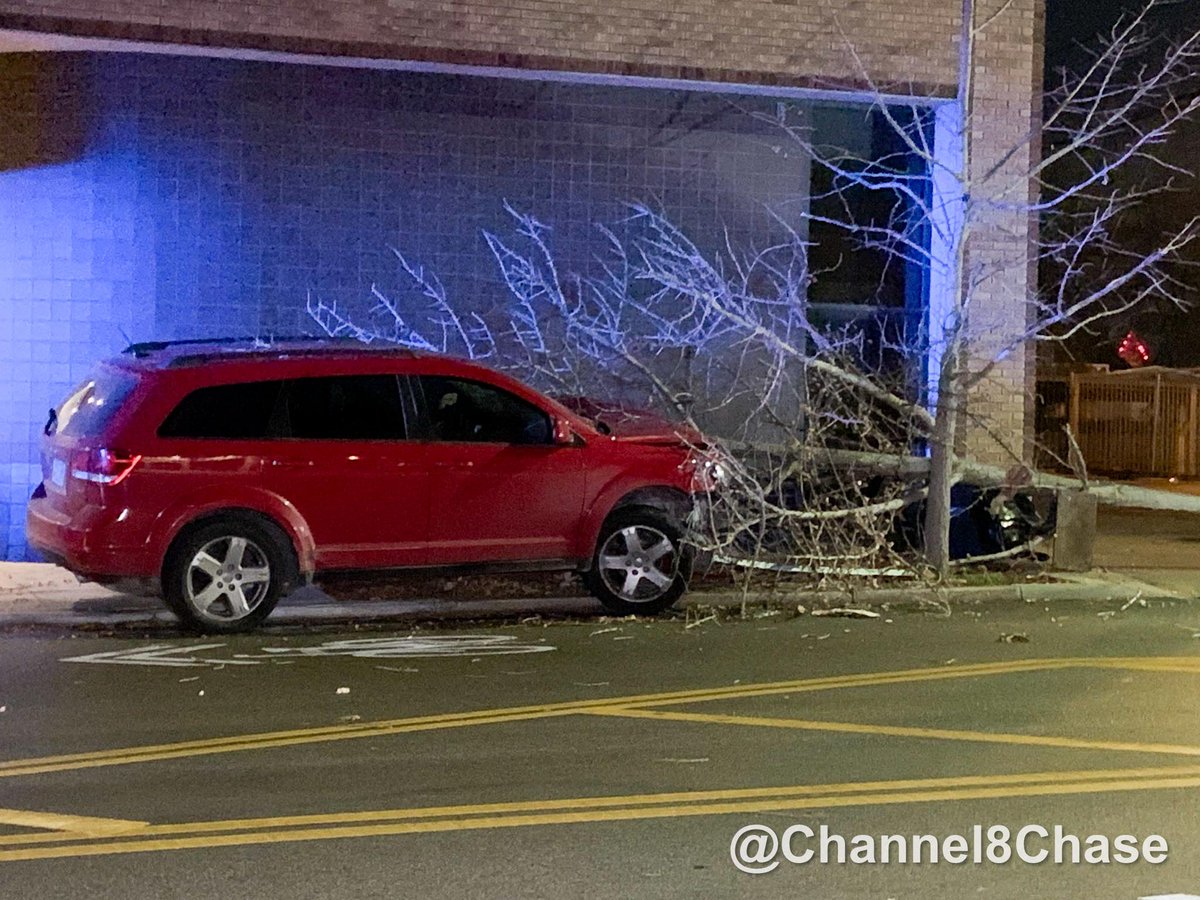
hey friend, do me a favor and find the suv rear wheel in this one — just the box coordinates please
[163,516,297,633]
[583,507,692,616]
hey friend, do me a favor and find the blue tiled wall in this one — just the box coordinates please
[0,52,812,560]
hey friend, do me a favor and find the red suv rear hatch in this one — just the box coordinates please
[40,366,142,515]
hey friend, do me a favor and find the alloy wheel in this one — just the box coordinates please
[597,525,679,603]
[184,536,272,623]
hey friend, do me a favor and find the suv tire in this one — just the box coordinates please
[163,515,298,634]
[583,506,692,616]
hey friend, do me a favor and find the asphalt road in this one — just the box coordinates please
[2,594,1200,899]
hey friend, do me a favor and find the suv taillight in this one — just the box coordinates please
[70,448,142,485]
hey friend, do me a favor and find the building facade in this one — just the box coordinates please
[0,0,1044,559]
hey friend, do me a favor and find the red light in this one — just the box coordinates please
[1117,331,1151,368]
[70,448,143,485]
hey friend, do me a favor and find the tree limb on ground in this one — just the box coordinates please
[818,448,1200,514]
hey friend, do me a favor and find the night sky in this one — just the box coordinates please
[1044,0,1200,368]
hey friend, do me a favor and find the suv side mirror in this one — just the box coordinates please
[553,418,583,447]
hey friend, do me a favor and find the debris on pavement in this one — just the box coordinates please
[1120,593,1147,612]
[812,608,881,619]
[336,686,351,694]
[997,632,1030,643]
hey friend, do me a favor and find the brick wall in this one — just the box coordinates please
[0,0,962,96]
[0,0,1046,555]
[963,0,1045,467]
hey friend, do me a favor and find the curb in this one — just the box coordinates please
[694,578,1187,609]
[0,575,1186,631]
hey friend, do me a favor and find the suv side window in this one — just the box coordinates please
[417,375,552,445]
[284,375,407,441]
[158,380,285,439]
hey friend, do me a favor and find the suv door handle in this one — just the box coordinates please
[270,459,312,470]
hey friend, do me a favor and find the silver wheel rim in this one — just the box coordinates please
[184,536,272,623]
[598,525,678,603]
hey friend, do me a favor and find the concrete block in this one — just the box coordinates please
[1052,489,1097,572]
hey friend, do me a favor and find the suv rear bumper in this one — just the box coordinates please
[26,495,158,583]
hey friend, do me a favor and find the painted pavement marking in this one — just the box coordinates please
[59,635,556,668]
[0,658,1090,779]
[0,809,147,839]
[2,765,1200,862]
[3,657,1197,779]
[584,707,1200,757]
[2,656,1200,861]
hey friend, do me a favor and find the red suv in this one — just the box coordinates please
[27,340,714,632]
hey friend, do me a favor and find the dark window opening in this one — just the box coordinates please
[284,375,407,441]
[807,104,932,312]
[158,380,285,440]
[418,376,552,445]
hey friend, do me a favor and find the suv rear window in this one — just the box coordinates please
[158,380,285,440]
[158,375,407,441]
[55,370,140,438]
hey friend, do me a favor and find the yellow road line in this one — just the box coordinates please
[4,767,1200,863]
[0,710,571,779]
[0,809,147,838]
[0,658,1086,779]
[3,762,1195,847]
[1091,658,1200,674]
[586,707,1200,758]
[626,658,1089,709]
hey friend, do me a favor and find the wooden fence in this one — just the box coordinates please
[1063,371,1200,478]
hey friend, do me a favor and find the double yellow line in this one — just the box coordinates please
[0,657,1093,779]
[4,764,1200,862]
[3,655,1199,863]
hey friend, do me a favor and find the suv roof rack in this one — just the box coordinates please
[166,345,421,368]
[122,335,339,359]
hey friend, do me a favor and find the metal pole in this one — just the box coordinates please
[1151,373,1162,475]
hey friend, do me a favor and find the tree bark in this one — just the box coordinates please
[923,392,957,574]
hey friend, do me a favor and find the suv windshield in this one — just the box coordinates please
[55,369,139,438]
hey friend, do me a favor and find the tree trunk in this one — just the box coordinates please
[819,448,1200,515]
[922,385,957,575]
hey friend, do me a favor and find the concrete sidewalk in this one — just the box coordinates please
[0,556,1185,633]
[1,520,1194,629]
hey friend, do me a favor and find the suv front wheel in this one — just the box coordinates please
[163,515,297,633]
[583,507,692,616]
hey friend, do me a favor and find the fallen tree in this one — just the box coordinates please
[820,448,1200,514]
[308,0,1200,578]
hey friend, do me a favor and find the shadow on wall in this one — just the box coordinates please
[0,54,89,560]
[0,54,86,172]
